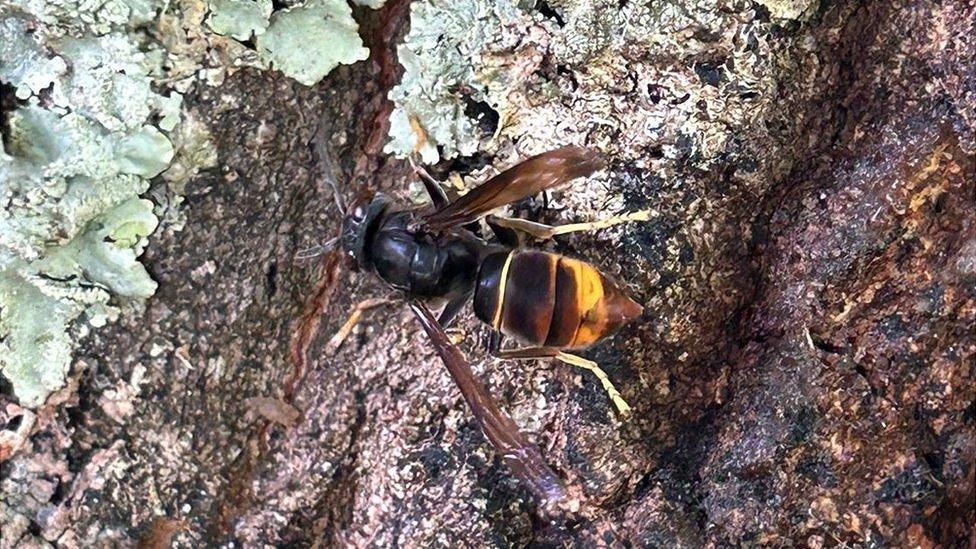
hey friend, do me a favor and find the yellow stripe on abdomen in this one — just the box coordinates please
[490,251,515,330]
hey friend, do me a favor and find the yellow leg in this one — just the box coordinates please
[489,210,652,241]
[408,155,438,187]
[326,298,393,352]
[555,352,632,418]
[490,339,632,418]
[446,327,466,346]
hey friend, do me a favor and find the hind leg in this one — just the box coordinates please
[487,210,652,242]
[487,333,631,417]
[551,351,631,418]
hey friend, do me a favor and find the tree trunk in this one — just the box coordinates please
[2,0,973,547]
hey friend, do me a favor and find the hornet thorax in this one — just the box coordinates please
[342,194,485,298]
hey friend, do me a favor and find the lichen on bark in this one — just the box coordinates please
[0,0,373,410]
[0,19,176,406]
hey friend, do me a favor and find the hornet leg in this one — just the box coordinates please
[487,333,631,417]
[437,289,472,329]
[488,210,652,241]
[486,215,524,248]
[409,156,449,208]
[553,351,632,418]
[327,298,393,352]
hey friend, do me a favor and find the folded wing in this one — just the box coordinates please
[408,301,570,506]
[424,146,606,230]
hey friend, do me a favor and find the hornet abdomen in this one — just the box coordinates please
[473,250,643,349]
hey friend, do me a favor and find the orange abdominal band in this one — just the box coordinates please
[567,259,606,348]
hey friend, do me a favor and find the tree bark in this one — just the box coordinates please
[1,0,973,547]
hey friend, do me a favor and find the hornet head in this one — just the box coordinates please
[341,193,392,269]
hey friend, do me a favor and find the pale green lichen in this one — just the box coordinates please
[7,0,161,36]
[0,2,177,406]
[386,0,779,172]
[0,14,67,99]
[205,0,370,87]
[37,198,159,298]
[50,34,179,133]
[1,106,155,262]
[385,1,533,163]
[115,126,176,178]
[256,0,369,86]
[0,102,166,405]
[2,0,368,406]
[0,271,81,406]
[205,0,273,41]
[0,197,157,406]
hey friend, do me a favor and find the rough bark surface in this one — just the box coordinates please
[2,0,974,547]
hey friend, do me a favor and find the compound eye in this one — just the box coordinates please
[352,205,367,221]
